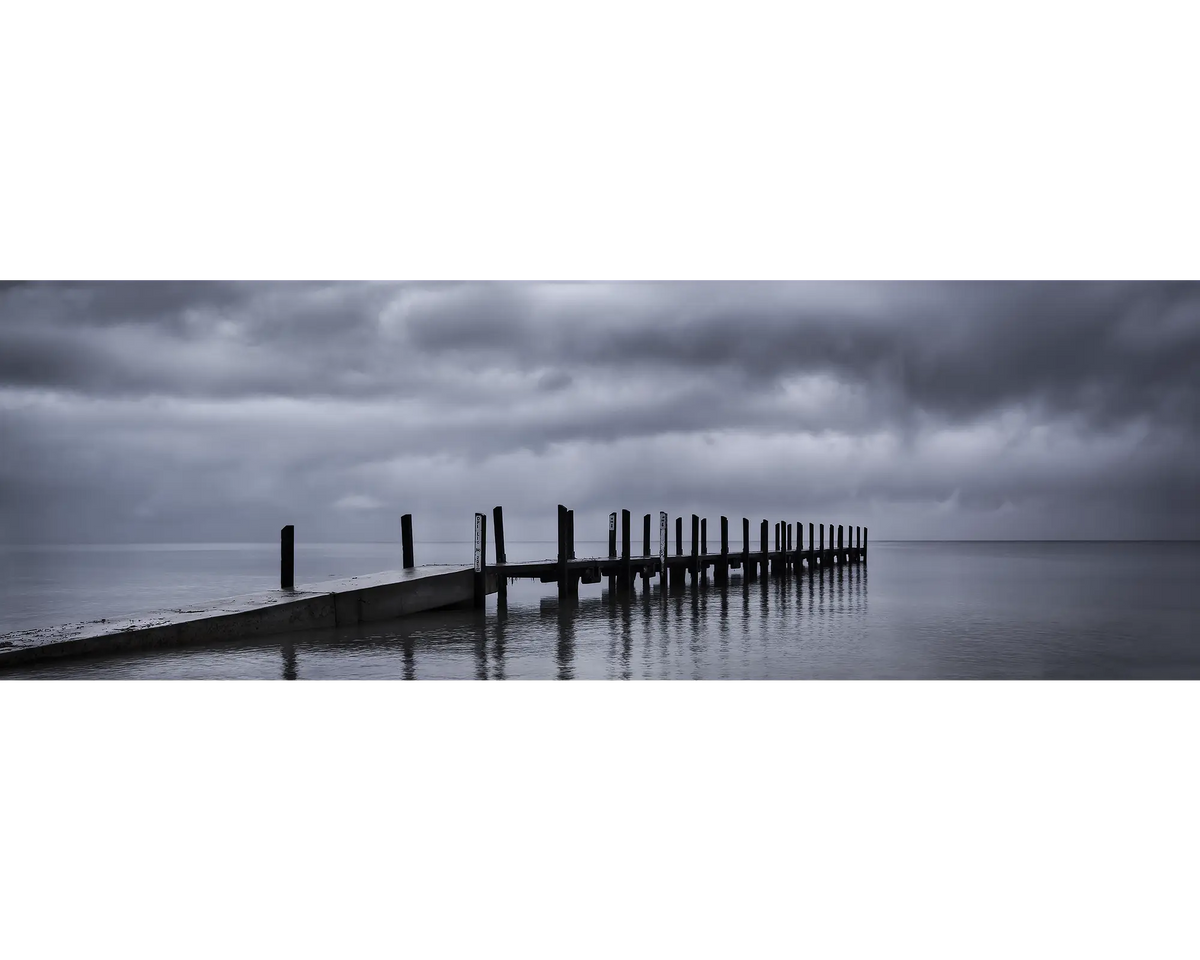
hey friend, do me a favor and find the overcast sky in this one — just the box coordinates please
[1,281,1197,544]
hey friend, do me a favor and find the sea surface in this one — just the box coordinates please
[1,540,1198,679]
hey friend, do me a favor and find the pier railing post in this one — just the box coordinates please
[493,506,507,602]
[864,526,869,561]
[743,517,753,581]
[557,505,569,600]
[567,510,578,596]
[401,514,414,570]
[819,523,825,569]
[608,512,617,594]
[719,516,729,585]
[700,517,708,583]
[690,514,700,587]
[658,511,667,592]
[621,509,632,593]
[474,512,487,608]
[760,520,768,579]
[281,524,294,591]
[643,513,651,590]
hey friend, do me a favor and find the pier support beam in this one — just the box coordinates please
[718,516,729,585]
[607,511,617,594]
[281,524,294,591]
[743,518,753,582]
[557,505,569,600]
[643,513,652,590]
[493,506,507,604]
[401,514,414,570]
[621,509,632,593]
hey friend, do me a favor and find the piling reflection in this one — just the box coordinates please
[281,641,297,680]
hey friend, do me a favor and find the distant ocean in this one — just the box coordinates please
[2,540,1198,679]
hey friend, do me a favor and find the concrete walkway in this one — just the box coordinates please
[0,565,485,671]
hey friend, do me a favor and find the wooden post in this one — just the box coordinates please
[819,523,825,568]
[643,513,651,589]
[280,524,294,591]
[690,514,700,586]
[809,523,815,569]
[676,517,683,556]
[743,517,753,581]
[608,511,617,593]
[700,517,708,582]
[400,514,414,570]
[492,506,507,602]
[838,524,844,564]
[662,508,672,592]
[622,508,632,593]
[759,520,768,579]
[786,523,792,572]
[719,516,729,585]
[473,512,487,608]
[864,526,869,560]
[568,510,576,560]
[557,504,569,599]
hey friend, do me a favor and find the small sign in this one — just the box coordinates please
[474,513,483,573]
[609,512,616,531]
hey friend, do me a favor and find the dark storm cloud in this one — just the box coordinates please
[1,281,1198,544]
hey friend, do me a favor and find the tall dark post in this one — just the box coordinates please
[557,504,569,600]
[759,520,768,579]
[608,511,617,594]
[690,514,700,586]
[700,517,708,583]
[786,523,793,572]
[642,513,652,589]
[864,526,869,560]
[492,506,507,602]
[719,516,729,585]
[772,522,780,577]
[400,514,414,570]
[676,517,683,556]
[819,523,825,567]
[568,510,576,560]
[473,512,488,608]
[743,517,754,581]
[621,509,632,593]
[280,524,294,591]
[809,523,815,567]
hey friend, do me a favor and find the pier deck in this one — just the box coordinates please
[0,565,492,671]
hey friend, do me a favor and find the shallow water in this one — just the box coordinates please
[2,540,1198,679]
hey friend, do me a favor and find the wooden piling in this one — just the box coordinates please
[281,524,294,591]
[608,511,617,593]
[643,513,652,589]
[492,506,507,602]
[864,526,869,560]
[690,514,700,586]
[743,517,753,581]
[400,514,414,570]
[473,512,488,608]
[719,516,729,585]
[658,511,668,589]
[557,505,569,599]
[622,509,632,593]
[819,523,825,568]
[760,520,768,579]
[700,517,708,582]
[838,524,844,564]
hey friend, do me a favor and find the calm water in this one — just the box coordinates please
[2,541,1198,679]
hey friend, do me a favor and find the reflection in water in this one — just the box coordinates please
[553,596,576,680]
[492,603,507,681]
[281,641,297,680]
[402,634,416,681]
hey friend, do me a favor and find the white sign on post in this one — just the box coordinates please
[609,512,616,531]
[474,513,483,573]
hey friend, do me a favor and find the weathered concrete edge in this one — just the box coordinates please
[0,568,495,672]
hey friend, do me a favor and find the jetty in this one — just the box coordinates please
[0,508,866,671]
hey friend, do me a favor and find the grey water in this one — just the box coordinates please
[2,540,1198,679]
